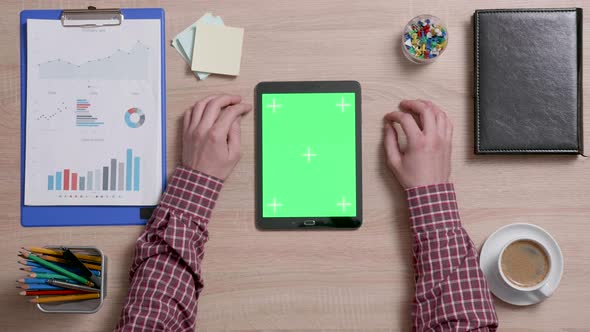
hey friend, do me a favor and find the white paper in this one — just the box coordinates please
[25,19,163,206]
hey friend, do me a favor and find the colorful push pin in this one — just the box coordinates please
[401,15,448,64]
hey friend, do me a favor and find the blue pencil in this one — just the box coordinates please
[18,278,78,284]
[19,260,42,267]
[20,266,56,274]
[17,284,66,290]
[19,262,101,276]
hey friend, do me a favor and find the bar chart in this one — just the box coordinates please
[76,99,104,127]
[47,148,140,192]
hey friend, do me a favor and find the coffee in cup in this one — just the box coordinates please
[500,239,550,288]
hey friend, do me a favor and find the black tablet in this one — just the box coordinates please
[255,81,362,229]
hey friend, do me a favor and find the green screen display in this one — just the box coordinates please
[262,93,357,218]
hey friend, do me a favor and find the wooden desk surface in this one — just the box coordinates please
[1,0,589,330]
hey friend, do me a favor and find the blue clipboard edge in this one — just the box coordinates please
[20,8,167,227]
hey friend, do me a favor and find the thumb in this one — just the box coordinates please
[384,123,402,168]
[227,118,242,160]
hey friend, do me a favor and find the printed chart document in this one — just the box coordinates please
[24,19,163,206]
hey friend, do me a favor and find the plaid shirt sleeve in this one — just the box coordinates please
[407,183,498,332]
[114,166,223,332]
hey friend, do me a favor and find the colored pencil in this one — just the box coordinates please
[17,284,65,290]
[38,254,101,271]
[19,259,102,273]
[18,259,40,267]
[46,279,99,292]
[20,266,57,274]
[28,273,78,280]
[20,267,52,274]
[29,293,100,303]
[20,263,101,276]
[18,278,78,284]
[18,252,95,288]
[20,290,89,296]
[23,247,102,263]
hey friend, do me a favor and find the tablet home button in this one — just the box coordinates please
[303,220,316,226]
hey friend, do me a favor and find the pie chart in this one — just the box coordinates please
[125,107,145,128]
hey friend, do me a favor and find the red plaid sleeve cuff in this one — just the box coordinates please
[159,166,223,222]
[405,183,460,233]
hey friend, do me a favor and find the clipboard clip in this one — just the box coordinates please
[61,6,123,27]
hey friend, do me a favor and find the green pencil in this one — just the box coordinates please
[28,273,75,280]
[19,252,95,288]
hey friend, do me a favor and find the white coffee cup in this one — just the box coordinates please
[497,237,554,298]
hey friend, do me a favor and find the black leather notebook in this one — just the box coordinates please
[474,8,583,154]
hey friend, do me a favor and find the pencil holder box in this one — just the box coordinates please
[37,246,107,314]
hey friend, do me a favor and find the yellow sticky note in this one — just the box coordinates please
[191,24,244,76]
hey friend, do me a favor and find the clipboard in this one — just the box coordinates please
[20,7,167,227]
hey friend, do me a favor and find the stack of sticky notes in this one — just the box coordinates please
[172,13,244,80]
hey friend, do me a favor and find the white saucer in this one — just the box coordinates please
[479,223,564,306]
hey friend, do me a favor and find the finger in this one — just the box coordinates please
[445,118,453,170]
[183,109,192,136]
[227,118,242,159]
[399,99,436,133]
[446,116,453,140]
[189,95,219,131]
[417,99,443,118]
[416,99,432,106]
[436,111,448,137]
[212,103,252,136]
[384,111,422,143]
[197,95,242,132]
[384,123,402,168]
[416,99,438,111]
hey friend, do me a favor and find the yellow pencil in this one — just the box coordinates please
[23,247,102,263]
[28,293,100,303]
[38,254,101,271]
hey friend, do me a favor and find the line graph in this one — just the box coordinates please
[38,41,150,80]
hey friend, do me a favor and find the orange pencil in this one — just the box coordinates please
[23,247,102,263]
[28,293,100,303]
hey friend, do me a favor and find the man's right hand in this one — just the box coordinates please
[383,99,453,189]
[182,94,252,180]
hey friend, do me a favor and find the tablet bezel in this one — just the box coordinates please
[255,81,362,229]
